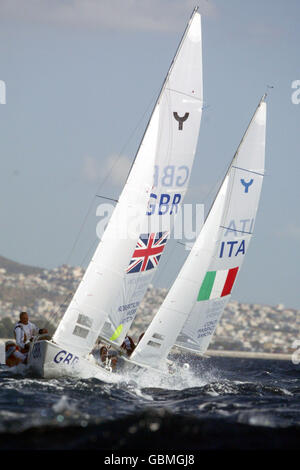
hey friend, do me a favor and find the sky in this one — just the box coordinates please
[0,0,299,309]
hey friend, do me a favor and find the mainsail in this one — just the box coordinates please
[131,95,267,369]
[99,9,203,347]
[53,9,203,357]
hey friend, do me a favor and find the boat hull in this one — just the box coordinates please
[27,340,120,383]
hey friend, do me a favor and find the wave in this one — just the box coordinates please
[1,357,300,450]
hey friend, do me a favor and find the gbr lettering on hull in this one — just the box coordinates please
[53,349,79,366]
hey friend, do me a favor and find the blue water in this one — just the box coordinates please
[1,355,300,451]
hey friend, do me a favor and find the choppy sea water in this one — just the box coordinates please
[1,354,300,454]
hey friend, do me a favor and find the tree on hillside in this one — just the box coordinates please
[0,317,14,338]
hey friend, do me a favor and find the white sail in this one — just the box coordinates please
[131,96,267,368]
[53,10,203,357]
[53,106,160,356]
[99,10,203,347]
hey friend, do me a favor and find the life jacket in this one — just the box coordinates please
[121,336,135,354]
[14,322,28,344]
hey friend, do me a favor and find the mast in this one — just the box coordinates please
[204,93,267,224]
[124,7,200,184]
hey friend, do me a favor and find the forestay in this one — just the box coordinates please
[99,10,203,348]
[131,96,267,368]
[53,10,203,357]
[53,105,160,356]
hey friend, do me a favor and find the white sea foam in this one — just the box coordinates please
[52,395,78,414]
[116,356,220,391]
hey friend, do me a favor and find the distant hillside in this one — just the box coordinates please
[0,255,299,354]
[0,255,44,276]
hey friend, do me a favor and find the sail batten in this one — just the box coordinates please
[231,166,265,176]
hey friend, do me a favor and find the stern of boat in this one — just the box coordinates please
[28,339,80,378]
[28,339,49,377]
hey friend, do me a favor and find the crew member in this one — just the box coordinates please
[121,335,136,356]
[100,345,118,370]
[5,340,27,367]
[14,311,48,354]
[137,332,145,344]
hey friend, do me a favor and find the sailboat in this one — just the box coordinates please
[129,94,267,372]
[27,9,203,381]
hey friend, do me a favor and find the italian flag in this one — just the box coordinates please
[197,267,239,301]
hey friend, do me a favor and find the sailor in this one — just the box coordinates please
[14,311,48,354]
[120,335,136,356]
[5,340,27,367]
[99,345,118,370]
[137,332,145,344]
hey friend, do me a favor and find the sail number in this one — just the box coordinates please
[153,165,189,188]
[147,165,190,215]
[147,192,181,215]
[219,240,246,258]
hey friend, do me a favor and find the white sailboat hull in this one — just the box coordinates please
[27,340,174,384]
[27,340,121,383]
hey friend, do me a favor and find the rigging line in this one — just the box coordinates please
[63,90,158,268]
[123,7,200,185]
[46,238,99,329]
[183,113,226,211]
[44,292,73,332]
[153,238,181,287]
[49,94,159,327]
[79,237,99,269]
[202,94,267,226]
[48,120,153,326]
[46,238,98,327]
[96,195,118,203]
[232,166,265,177]
[176,240,193,249]
[127,239,179,336]
[65,8,200,302]
[220,226,253,235]
[165,87,203,102]
[117,230,171,341]
[194,162,228,209]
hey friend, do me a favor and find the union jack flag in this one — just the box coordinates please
[126,232,169,274]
